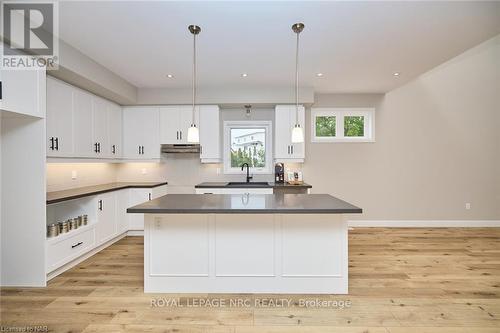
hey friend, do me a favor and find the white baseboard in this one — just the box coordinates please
[348,220,500,227]
[127,230,144,236]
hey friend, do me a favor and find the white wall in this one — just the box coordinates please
[46,163,118,192]
[304,35,500,221]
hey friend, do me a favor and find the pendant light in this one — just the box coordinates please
[291,22,305,143]
[187,24,201,143]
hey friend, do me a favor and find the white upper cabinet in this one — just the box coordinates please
[274,105,305,162]
[159,106,181,144]
[46,76,123,160]
[0,69,46,118]
[123,107,160,159]
[92,98,109,157]
[46,77,74,157]
[73,89,94,157]
[159,106,199,144]
[199,105,221,163]
[108,102,122,158]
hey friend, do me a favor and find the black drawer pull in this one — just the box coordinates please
[72,242,83,248]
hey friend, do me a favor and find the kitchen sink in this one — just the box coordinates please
[226,182,270,187]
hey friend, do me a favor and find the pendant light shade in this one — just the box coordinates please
[187,24,201,143]
[291,22,304,143]
[291,124,304,143]
[187,124,199,143]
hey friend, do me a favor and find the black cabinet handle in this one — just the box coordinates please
[291,145,294,154]
[98,199,103,211]
[71,242,83,249]
[138,145,141,154]
[141,146,145,154]
[112,145,116,154]
[50,137,54,150]
[148,193,152,201]
[94,143,98,153]
[180,131,182,140]
[176,131,179,140]
[55,137,59,151]
[287,145,290,154]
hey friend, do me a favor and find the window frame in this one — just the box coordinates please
[223,120,273,174]
[311,108,375,143]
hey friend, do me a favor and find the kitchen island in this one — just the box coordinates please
[128,193,362,294]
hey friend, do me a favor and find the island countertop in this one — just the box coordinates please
[127,193,362,214]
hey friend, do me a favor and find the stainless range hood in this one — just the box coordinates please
[161,144,200,154]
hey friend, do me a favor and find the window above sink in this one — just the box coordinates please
[223,121,273,175]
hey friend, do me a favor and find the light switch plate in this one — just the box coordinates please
[71,170,77,180]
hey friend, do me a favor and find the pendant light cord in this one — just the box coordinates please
[192,32,197,125]
[295,30,299,125]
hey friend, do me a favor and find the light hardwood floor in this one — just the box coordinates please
[1,228,499,333]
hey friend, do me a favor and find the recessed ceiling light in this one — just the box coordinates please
[241,73,248,77]
[166,74,174,78]
[393,72,400,77]
[316,73,324,77]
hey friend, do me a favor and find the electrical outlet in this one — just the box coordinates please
[71,170,77,180]
[465,203,471,210]
[141,168,147,175]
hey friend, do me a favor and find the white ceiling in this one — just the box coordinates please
[58,1,500,93]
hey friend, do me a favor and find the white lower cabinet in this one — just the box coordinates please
[128,189,152,230]
[46,226,96,273]
[96,192,117,244]
[46,185,167,276]
[115,190,130,234]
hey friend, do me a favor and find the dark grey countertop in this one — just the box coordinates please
[195,182,312,189]
[127,194,361,214]
[47,182,168,204]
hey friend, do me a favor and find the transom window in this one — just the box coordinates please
[223,121,272,174]
[311,108,375,142]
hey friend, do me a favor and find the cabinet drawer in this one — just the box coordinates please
[47,227,95,272]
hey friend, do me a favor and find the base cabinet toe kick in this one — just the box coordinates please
[144,213,348,294]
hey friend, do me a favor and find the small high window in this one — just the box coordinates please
[311,108,375,142]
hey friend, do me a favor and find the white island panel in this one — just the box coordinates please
[281,214,345,277]
[215,214,275,277]
[144,213,348,294]
[149,215,209,276]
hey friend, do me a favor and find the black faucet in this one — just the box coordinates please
[241,163,253,183]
